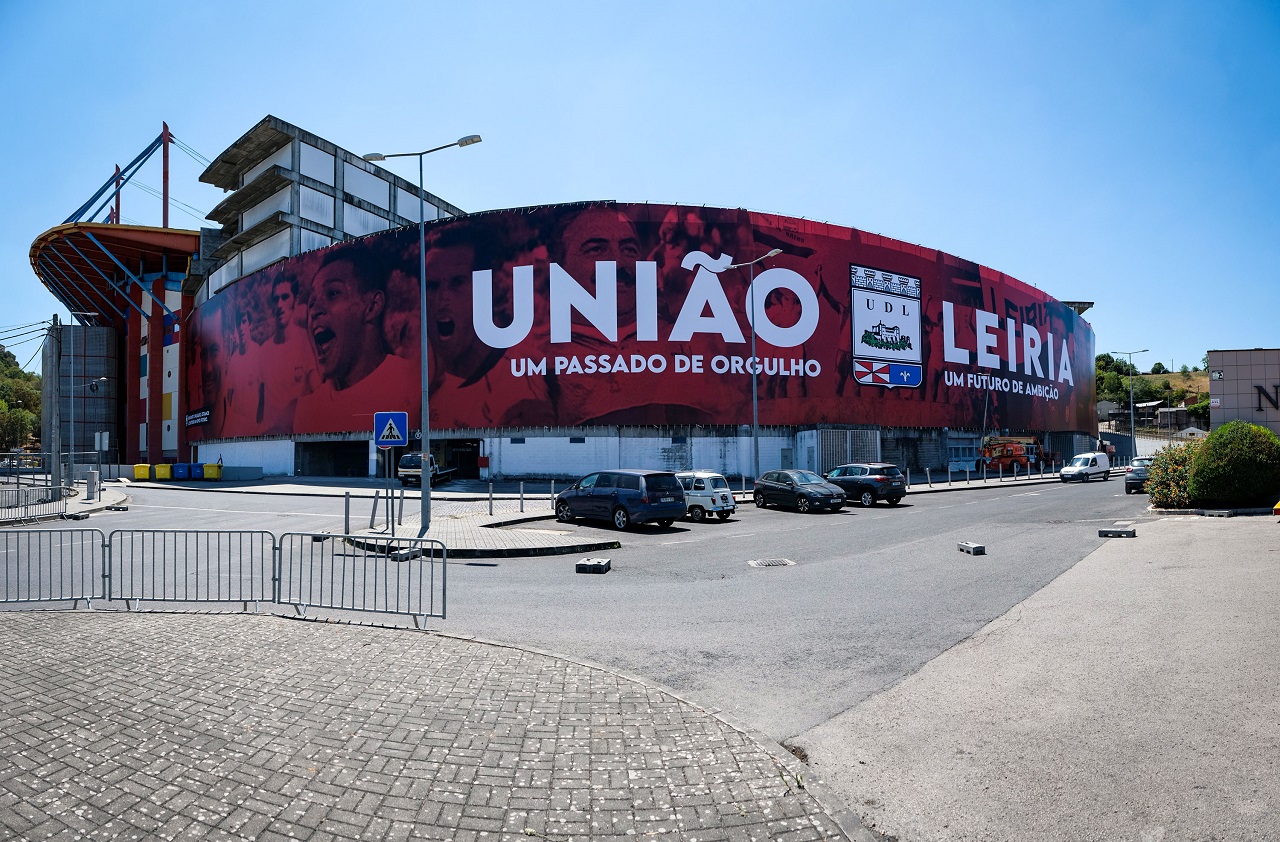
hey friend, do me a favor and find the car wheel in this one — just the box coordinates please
[859,490,875,508]
[717,511,731,520]
[1102,471,1110,481]
[1082,473,1091,483]
[796,496,812,513]
[612,507,631,530]
[754,491,766,508]
[887,497,902,506]
[1125,487,1133,494]
[689,506,706,522]
[556,502,575,522]
[657,519,674,527]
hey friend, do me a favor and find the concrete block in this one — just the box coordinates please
[1099,527,1136,538]
[105,505,129,512]
[957,541,985,555]
[1204,510,1234,518]
[576,557,612,574]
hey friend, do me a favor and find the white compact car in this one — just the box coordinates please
[675,471,738,521]
[1060,451,1111,483]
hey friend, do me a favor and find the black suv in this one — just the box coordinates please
[825,463,906,507]
[753,470,846,512]
[554,469,687,530]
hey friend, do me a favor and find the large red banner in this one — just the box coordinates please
[184,203,1095,440]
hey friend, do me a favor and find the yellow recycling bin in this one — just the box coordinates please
[153,463,172,480]
[203,464,222,481]
[133,464,151,480]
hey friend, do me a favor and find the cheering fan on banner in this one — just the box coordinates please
[293,247,415,433]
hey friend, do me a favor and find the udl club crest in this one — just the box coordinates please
[850,265,922,389]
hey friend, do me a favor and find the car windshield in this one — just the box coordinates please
[1070,455,1091,467]
[1134,458,1153,467]
[873,466,902,477]
[792,471,825,484]
[398,454,419,467]
[645,474,681,493]
[710,476,729,489]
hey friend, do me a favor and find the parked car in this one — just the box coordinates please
[675,471,737,521]
[753,470,846,512]
[554,469,687,529]
[396,452,438,486]
[1125,456,1154,494]
[824,462,907,507]
[1060,451,1111,483]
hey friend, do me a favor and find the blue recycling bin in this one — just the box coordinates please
[190,463,205,480]
[173,463,190,480]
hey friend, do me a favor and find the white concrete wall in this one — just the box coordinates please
[479,433,792,480]
[196,439,295,476]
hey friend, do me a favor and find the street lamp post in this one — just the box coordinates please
[723,248,782,481]
[363,135,481,535]
[1112,349,1148,462]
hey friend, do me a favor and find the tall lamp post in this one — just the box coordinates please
[68,311,99,487]
[363,135,481,535]
[723,248,782,481]
[1112,349,1148,462]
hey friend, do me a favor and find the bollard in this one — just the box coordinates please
[926,468,932,487]
[999,464,1003,482]
[966,468,971,484]
[520,481,525,513]
[86,469,99,502]
[488,482,494,516]
[947,467,952,486]
[905,468,911,488]
[345,492,351,535]
[551,480,555,502]
[369,490,381,529]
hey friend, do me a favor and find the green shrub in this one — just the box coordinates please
[1147,440,1202,509]
[1188,421,1280,506]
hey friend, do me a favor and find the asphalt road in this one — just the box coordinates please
[10,478,1154,744]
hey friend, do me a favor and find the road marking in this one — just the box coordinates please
[130,504,337,517]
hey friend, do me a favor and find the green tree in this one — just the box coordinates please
[1179,364,1191,376]
[1150,361,1168,375]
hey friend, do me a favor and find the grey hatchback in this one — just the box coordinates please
[753,470,846,512]
[554,469,687,529]
[1125,456,1154,494]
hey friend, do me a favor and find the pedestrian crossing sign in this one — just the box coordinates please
[373,411,409,449]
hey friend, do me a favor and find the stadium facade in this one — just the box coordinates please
[34,116,1099,480]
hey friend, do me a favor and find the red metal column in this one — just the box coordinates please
[124,282,145,464]
[161,123,170,229]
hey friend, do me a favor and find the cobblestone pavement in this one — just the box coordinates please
[0,612,850,841]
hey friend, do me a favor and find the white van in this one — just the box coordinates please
[675,471,737,521]
[1059,451,1111,483]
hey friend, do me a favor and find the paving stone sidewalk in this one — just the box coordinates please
[0,612,852,841]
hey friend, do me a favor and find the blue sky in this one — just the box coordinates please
[2,1,1276,376]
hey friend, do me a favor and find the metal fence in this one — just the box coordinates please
[1,528,447,624]
[279,533,446,622]
[0,484,68,523]
[0,528,103,606]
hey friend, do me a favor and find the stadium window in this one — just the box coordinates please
[510,437,525,444]
[570,437,586,444]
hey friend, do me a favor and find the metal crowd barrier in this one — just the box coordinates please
[1,528,447,623]
[109,530,276,609]
[0,484,68,523]
[0,528,105,607]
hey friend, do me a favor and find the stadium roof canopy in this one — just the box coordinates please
[29,222,199,325]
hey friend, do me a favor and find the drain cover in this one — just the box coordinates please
[748,558,795,568]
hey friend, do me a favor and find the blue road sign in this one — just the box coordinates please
[374,411,409,449]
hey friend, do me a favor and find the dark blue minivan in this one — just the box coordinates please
[554,469,687,530]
